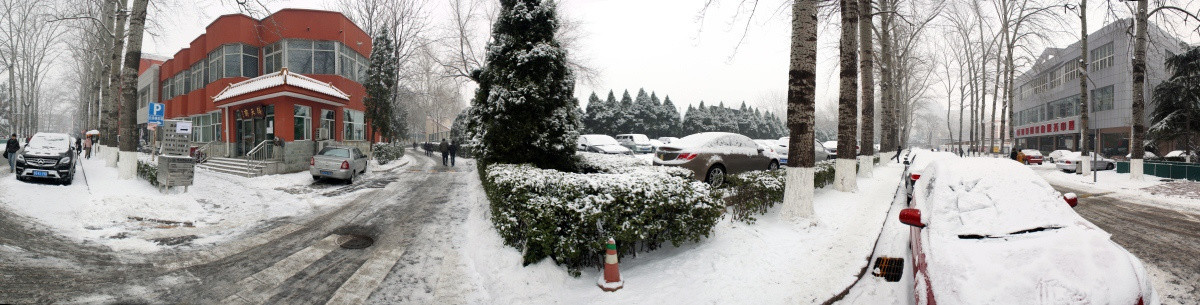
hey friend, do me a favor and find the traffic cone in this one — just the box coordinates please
[597,238,624,292]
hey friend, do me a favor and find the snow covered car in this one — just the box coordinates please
[1046,149,1073,163]
[1019,149,1043,165]
[657,136,678,144]
[900,158,1157,305]
[822,140,838,156]
[654,132,778,187]
[14,133,78,185]
[1125,151,1159,160]
[615,134,653,154]
[777,137,831,163]
[1056,152,1116,172]
[577,134,632,155]
[1164,150,1196,162]
[753,139,785,164]
[901,150,959,200]
[310,146,368,183]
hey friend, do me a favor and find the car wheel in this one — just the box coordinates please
[62,176,73,186]
[347,170,356,184]
[705,165,725,188]
[768,160,779,171]
[313,175,321,181]
[1106,163,1115,170]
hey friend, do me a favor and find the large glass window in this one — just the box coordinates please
[1049,64,1062,88]
[344,109,365,141]
[264,42,282,73]
[162,76,173,102]
[190,112,220,142]
[208,50,222,84]
[1090,42,1114,71]
[294,105,312,141]
[206,43,258,81]
[287,40,315,74]
[190,62,205,92]
[1091,85,1114,111]
[314,41,336,74]
[321,109,335,140]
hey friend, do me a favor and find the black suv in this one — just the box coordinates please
[15,133,78,185]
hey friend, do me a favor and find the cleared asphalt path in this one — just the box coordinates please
[1038,169,1200,304]
[0,150,474,304]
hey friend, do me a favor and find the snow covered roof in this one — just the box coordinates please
[212,68,350,102]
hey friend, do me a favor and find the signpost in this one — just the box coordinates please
[158,119,195,192]
[148,102,165,126]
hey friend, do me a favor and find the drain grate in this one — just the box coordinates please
[872,257,904,282]
[337,234,375,249]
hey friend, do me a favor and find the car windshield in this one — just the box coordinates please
[26,134,70,152]
[319,148,351,158]
[920,158,1075,237]
[583,135,619,146]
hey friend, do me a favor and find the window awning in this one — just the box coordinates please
[212,68,350,107]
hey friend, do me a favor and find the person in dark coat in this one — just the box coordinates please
[892,146,903,162]
[449,140,459,167]
[1010,147,1019,161]
[439,139,450,166]
[6,134,20,173]
[75,133,83,155]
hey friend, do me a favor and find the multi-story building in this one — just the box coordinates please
[1013,19,1189,158]
[137,8,375,173]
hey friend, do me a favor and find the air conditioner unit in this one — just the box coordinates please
[317,128,330,140]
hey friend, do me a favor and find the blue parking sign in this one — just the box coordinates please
[148,102,165,125]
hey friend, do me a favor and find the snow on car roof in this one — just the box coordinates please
[908,150,959,174]
[1020,149,1042,156]
[24,133,71,156]
[580,134,619,146]
[919,158,1079,237]
[670,132,739,148]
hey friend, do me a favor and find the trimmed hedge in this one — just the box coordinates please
[372,142,407,164]
[723,160,836,223]
[137,160,159,187]
[481,154,723,276]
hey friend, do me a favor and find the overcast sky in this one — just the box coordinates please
[140,0,1199,117]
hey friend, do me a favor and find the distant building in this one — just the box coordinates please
[1013,19,1189,158]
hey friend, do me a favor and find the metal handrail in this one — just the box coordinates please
[194,141,216,163]
[244,140,280,173]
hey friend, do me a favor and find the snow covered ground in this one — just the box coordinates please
[452,161,905,304]
[1034,163,1200,214]
[0,154,410,253]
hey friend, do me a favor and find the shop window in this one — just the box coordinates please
[344,109,365,141]
[294,105,312,141]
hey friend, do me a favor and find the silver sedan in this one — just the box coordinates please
[310,146,369,182]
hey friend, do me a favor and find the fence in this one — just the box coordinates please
[1116,160,1200,181]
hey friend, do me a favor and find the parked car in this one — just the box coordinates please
[1163,150,1196,162]
[1056,152,1116,172]
[310,146,368,183]
[822,140,838,155]
[753,140,785,162]
[578,134,633,155]
[777,137,831,162]
[615,134,653,154]
[900,158,1157,305]
[655,132,778,187]
[14,132,78,185]
[657,137,678,144]
[1046,149,1073,163]
[1124,151,1159,160]
[1019,149,1043,165]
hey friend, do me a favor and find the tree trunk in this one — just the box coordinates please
[990,44,1002,155]
[1078,0,1090,173]
[102,0,130,148]
[119,0,148,153]
[878,0,894,153]
[1130,0,1147,179]
[858,0,874,158]
[781,0,818,223]
[834,0,859,192]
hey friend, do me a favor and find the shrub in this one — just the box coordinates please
[482,160,723,276]
[723,160,836,223]
[372,142,406,164]
[137,160,159,187]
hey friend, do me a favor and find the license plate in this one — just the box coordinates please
[320,170,332,176]
[33,170,48,177]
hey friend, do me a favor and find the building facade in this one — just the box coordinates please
[141,9,374,161]
[1013,19,1188,158]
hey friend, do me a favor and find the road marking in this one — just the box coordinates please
[324,247,407,305]
[223,234,340,304]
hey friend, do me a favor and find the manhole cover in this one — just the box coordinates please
[872,257,904,282]
[337,234,374,249]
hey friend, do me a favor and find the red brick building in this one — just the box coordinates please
[152,9,374,158]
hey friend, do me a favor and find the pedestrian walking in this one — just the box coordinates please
[449,140,459,167]
[413,141,418,150]
[84,135,93,159]
[439,138,450,166]
[6,134,20,173]
[1010,147,1019,161]
[892,146,903,163]
[75,133,83,155]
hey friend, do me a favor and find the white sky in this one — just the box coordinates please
[138,0,1199,117]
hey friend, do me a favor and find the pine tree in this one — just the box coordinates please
[365,28,398,143]
[631,88,654,134]
[661,95,681,137]
[615,89,634,133]
[467,0,580,170]
[598,90,618,134]
[583,92,602,133]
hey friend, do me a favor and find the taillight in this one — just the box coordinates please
[676,153,698,161]
[1064,193,1078,208]
[310,157,315,166]
[1137,297,1144,305]
[1065,161,1072,164]
[341,161,349,169]
[910,173,921,181]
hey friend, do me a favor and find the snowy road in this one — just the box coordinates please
[0,150,478,303]
[1034,167,1200,305]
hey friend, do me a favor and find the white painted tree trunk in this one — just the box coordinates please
[104,145,118,167]
[117,151,137,179]
[1130,159,1143,180]
[834,158,857,192]
[1079,158,1091,176]
[857,155,873,178]
[781,166,816,226]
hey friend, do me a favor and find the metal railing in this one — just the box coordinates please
[194,141,217,163]
[244,139,281,174]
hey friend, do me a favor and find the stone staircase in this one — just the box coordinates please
[196,157,274,177]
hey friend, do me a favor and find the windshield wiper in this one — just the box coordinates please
[957,234,994,239]
[1008,226,1060,235]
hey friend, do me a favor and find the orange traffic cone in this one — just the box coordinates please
[597,238,624,291]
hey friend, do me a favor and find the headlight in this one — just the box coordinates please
[15,154,23,162]
[60,157,72,165]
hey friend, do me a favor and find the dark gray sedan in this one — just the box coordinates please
[310,146,368,182]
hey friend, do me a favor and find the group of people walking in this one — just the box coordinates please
[415,139,460,167]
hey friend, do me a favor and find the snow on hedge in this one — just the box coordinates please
[482,155,722,276]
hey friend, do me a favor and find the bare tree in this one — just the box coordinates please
[857,0,875,176]
[781,0,818,223]
[101,0,128,152]
[834,0,859,192]
[116,0,148,179]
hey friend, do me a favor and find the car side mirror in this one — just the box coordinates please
[1064,193,1078,208]
[757,148,765,154]
[899,208,925,228]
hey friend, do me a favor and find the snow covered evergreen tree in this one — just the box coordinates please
[661,96,681,137]
[467,0,580,170]
[364,28,398,142]
[583,92,603,133]
[630,88,654,134]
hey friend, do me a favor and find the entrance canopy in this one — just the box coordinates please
[212,68,350,107]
